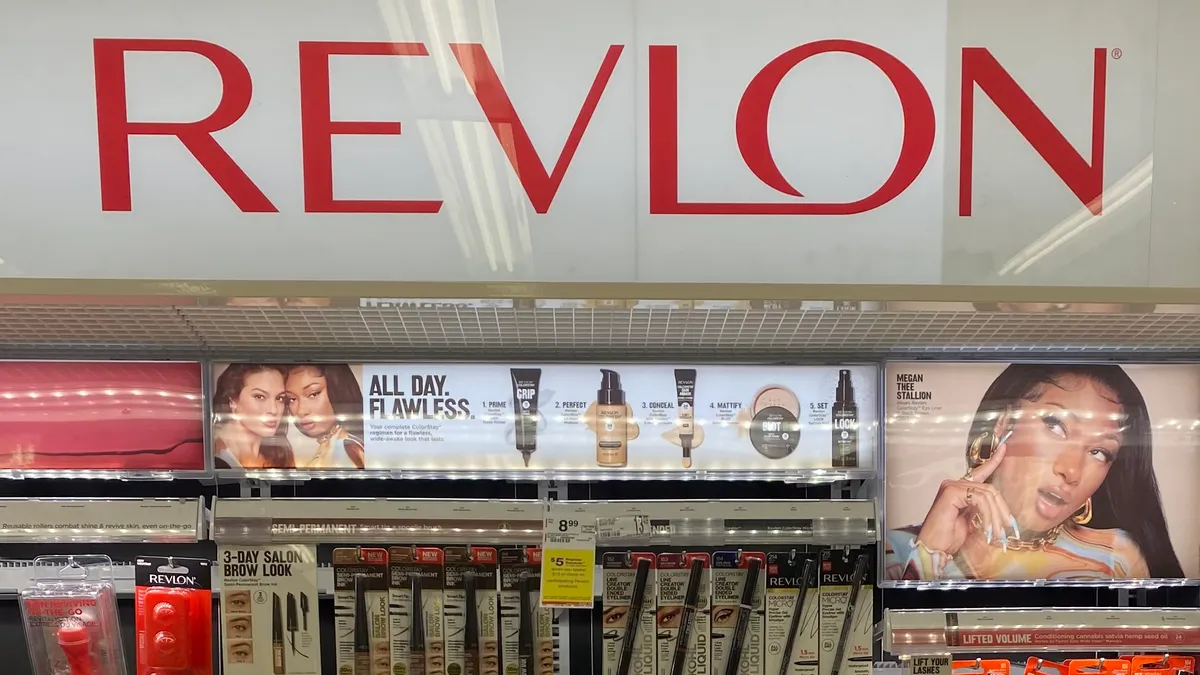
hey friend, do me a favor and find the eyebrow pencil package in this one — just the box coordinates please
[501,548,553,675]
[389,547,445,675]
[711,551,765,675]
[657,552,711,675]
[134,556,213,675]
[218,545,320,675]
[765,552,817,675]
[333,548,389,675]
[603,552,657,675]
[21,555,128,675]
[445,546,499,675]
[818,550,871,675]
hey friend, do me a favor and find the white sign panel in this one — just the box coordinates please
[0,0,1189,287]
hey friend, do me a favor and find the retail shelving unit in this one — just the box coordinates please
[1,295,1199,675]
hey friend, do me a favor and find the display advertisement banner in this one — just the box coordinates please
[0,0,1197,288]
[210,363,877,473]
[883,362,1200,582]
[0,362,205,471]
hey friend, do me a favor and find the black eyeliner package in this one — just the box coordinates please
[333,548,389,675]
[500,548,553,675]
[602,552,656,675]
[711,551,765,675]
[817,549,872,675]
[765,551,818,675]
[444,547,498,675]
[389,547,444,675]
[656,552,710,675]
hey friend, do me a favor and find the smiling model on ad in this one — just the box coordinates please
[884,362,1200,582]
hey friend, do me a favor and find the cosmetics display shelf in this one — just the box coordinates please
[883,608,1200,656]
[0,497,205,543]
[215,467,878,483]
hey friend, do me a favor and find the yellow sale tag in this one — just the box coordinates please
[540,503,596,609]
[540,547,596,608]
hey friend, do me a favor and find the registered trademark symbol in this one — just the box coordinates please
[1111,48,1123,59]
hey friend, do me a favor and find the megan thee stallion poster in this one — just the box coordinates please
[884,362,1200,582]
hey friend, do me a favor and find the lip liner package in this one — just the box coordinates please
[445,547,499,675]
[389,547,445,675]
[765,551,818,675]
[657,552,710,675]
[500,548,554,675]
[603,552,657,675]
[333,548,390,675]
[711,551,765,675]
[219,545,320,675]
[818,549,872,675]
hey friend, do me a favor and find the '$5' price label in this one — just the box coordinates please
[540,508,596,609]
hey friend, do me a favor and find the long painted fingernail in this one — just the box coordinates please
[998,430,1013,447]
[985,526,993,544]
[1002,537,1008,553]
[1010,517,1021,539]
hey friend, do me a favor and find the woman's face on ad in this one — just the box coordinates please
[990,375,1124,534]
[233,370,287,438]
[286,368,336,438]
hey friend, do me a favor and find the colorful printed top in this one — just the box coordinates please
[301,425,364,469]
[884,526,1149,580]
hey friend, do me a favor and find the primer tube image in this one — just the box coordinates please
[511,368,542,467]
[674,369,697,468]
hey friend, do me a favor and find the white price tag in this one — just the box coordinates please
[542,504,596,551]
[907,656,951,675]
[596,515,649,539]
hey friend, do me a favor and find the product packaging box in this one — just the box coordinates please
[765,551,818,675]
[21,555,128,675]
[711,551,766,675]
[818,549,872,675]
[656,552,711,675]
[500,548,554,675]
[444,546,499,675]
[135,556,213,675]
[602,552,657,675]
[334,548,390,675]
[218,545,321,675]
[389,546,445,675]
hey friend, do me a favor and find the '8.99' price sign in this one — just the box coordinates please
[540,503,597,609]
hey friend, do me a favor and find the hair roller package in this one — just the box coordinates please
[20,554,128,675]
[134,556,213,675]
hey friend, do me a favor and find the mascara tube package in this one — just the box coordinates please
[501,548,553,675]
[711,551,765,675]
[21,555,128,675]
[765,552,817,675]
[333,548,390,675]
[389,547,445,675]
[657,552,710,675]
[135,556,213,675]
[603,552,657,675]
[817,549,872,675]
[445,547,499,675]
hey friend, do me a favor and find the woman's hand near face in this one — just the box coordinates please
[917,438,1018,555]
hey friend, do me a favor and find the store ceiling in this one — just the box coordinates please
[3,302,1199,360]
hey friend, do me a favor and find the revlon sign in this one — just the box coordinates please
[0,0,1192,287]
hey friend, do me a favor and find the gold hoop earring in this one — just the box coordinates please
[1072,498,1092,525]
[967,432,998,469]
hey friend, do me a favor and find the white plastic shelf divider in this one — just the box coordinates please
[0,498,204,543]
[884,608,1200,656]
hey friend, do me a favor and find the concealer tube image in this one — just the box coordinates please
[674,369,696,468]
[596,369,628,467]
[510,368,542,467]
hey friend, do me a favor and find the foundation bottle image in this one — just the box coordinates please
[595,369,629,467]
[831,369,859,467]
